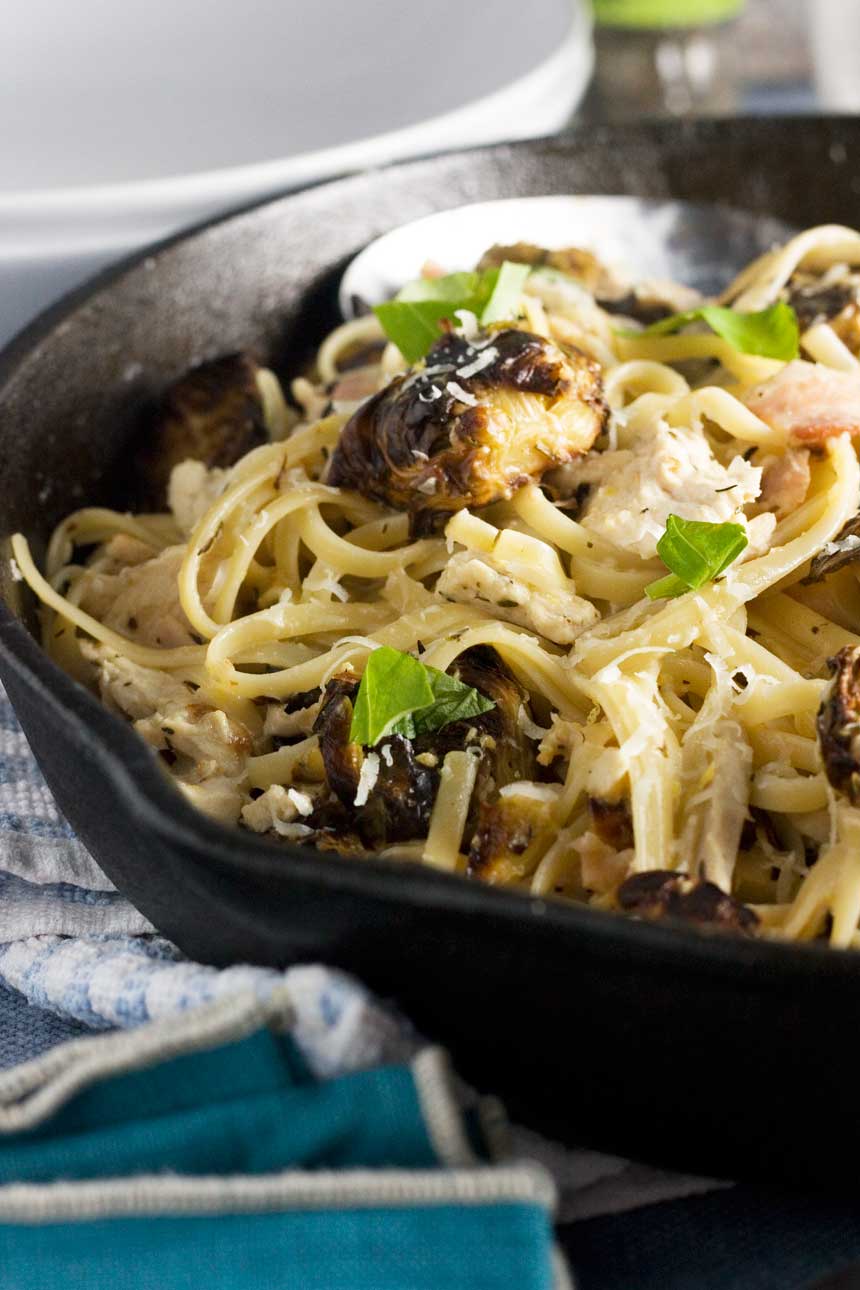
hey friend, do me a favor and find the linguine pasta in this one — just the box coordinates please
[15,223,860,946]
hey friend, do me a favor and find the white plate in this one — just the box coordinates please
[339,195,797,313]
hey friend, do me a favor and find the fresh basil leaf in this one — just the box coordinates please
[409,667,495,736]
[396,271,480,304]
[480,260,531,324]
[349,646,494,746]
[643,572,691,601]
[618,301,799,361]
[349,646,434,744]
[372,300,461,364]
[373,261,528,361]
[645,514,748,600]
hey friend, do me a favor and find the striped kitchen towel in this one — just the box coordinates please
[0,678,720,1223]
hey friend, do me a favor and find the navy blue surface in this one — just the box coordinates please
[0,981,89,1069]
[560,1185,860,1290]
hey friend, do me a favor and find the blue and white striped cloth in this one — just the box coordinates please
[0,678,720,1223]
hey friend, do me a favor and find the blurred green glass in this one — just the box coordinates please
[583,0,747,120]
[593,0,745,28]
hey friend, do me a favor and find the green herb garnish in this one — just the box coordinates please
[349,645,495,746]
[396,271,481,304]
[480,261,531,324]
[645,514,749,600]
[371,300,460,365]
[372,261,530,362]
[618,301,799,361]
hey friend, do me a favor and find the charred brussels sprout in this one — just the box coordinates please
[467,793,553,886]
[818,645,860,804]
[447,646,536,790]
[476,242,605,292]
[787,271,860,352]
[313,673,439,848]
[137,353,268,505]
[588,797,634,852]
[310,647,536,852]
[804,514,860,584]
[328,327,605,534]
[617,871,759,934]
[474,240,700,326]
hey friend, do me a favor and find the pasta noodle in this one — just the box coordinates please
[15,221,860,947]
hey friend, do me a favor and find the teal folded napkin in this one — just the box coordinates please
[0,991,568,1289]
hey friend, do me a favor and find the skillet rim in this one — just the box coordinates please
[2,117,859,982]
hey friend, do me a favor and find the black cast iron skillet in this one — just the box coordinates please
[2,118,859,1185]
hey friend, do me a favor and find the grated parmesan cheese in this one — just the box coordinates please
[592,646,673,687]
[287,788,314,817]
[457,347,498,379]
[517,704,550,741]
[499,781,560,803]
[822,534,860,557]
[304,565,349,602]
[445,380,478,407]
[273,821,313,841]
[454,309,479,340]
[354,752,380,806]
[617,725,656,762]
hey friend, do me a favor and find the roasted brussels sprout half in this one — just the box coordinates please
[310,646,536,851]
[136,353,267,505]
[312,674,439,848]
[466,792,634,889]
[788,270,860,351]
[328,327,606,535]
[475,241,698,324]
[593,290,685,327]
[818,645,860,804]
[467,793,553,886]
[452,646,537,792]
[476,242,606,292]
[588,797,634,852]
[616,871,759,934]
[803,513,860,584]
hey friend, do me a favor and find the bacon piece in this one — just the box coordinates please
[744,361,860,444]
[330,367,380,405]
